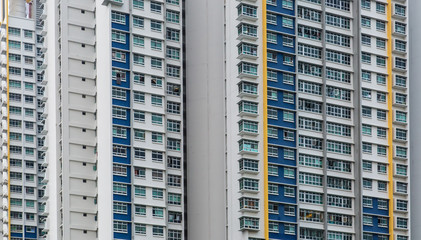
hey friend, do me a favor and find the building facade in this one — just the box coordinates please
[0,0,47,239]
[0,0,414,239]
[187,0,410,240]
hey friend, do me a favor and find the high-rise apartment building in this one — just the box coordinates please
[0,0,414,239]
[45,0,185,239]
[0,0,47,239]
[2,0,185,239]
[187,0,410,240]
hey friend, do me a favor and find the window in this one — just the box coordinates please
[396,182,407,193]
[326,32,350,47]
[167,47,180,60]
[134,223,146,235]
[299,154,322,168]
[326,13,350,29]
[363,196,373,207]
[396,93,407,105]
[299,172,322,186]
[151,39,162,50]
[397,200,408,211]
[298,62,322,77]
[113,126,127,138]
[327,213,352,226]
[362,52,371,64]
[396,164,407,176]
[378,181,387,191]
[361,17,371,28]
[269,184,279,195]
[239,158,259,172]
[298,43,322,59]
[377,20,386,31]
[361,0,370,9]
[134,148,145,160]
[328,176,351,190]
[395,22,406,34]
[299,117,322,132]
[283,110,293,122]
[299,191,323,204]
[377,38,386,49]
[133,54,144,65]
[282,16,294,28]
[395,40,406,52]
[167,28,180,41]
[284,186,295,197]
[167,65,180,77]
[133,110,145,122]
[114,221,128,233]
[326,104,351,119]
[327,159,351,172]
[397,218,408,229]
[133,35,144,47]
[112,11,126,24]
[377,2,386,13]
[133,0,144,9]
[112,30,125,43]
[298,80,322,95]
[133,16,144,28]
[395,4,406,17]
[298,99,322,113]
[240,217,259,230]
[298,7,321,22]
[113,183,127,195]
[150,1,162,13]
[168,175,182,187]
[151,20,162,31]
[267,13,277,25]
[167,120,181,133]
[151,113,163,125]
[267,32,277,43]
[153,226,164,236]
[363,215,373,226]
[395,58,407,70]
[167,101,181,114]
[150,95,162,106]
[168,193,182,205]
[152,188,163,199]
[168,230,182,240]
[135,205,146,216]
[151,132,163,144]
[151,58,162,69]
[133,91,145,103]
[167,138,181,151]
[298,25,322,41]
[326,67,350,83]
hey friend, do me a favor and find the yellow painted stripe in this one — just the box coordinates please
[386,0,394,237]
[5,0,10,237]
[262,1,269,239]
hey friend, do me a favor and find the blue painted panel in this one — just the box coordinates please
[268,55,295,73]
[268,167,296,185]
[112,71,131,89]
[112,52,130,70]
[112,90,131,108]
[267,1,295,16]
[268,137,295,148]
[268,79,295,92]
[113,149,131,165]
[113,166,131,183]
[114,205,131,221]
[268,109,296,128]
[363,198,389,216]
[112,33,130,51]
[269,224,297,240]
[269,185,297,204]
[113,224,132,240]
[24,227,37,239]
[11,233,22,237]
[111,14,130,31]
[267,16,295,35]
[113,186,131,202]
[113,135,130,146]
[363,216,389,234]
